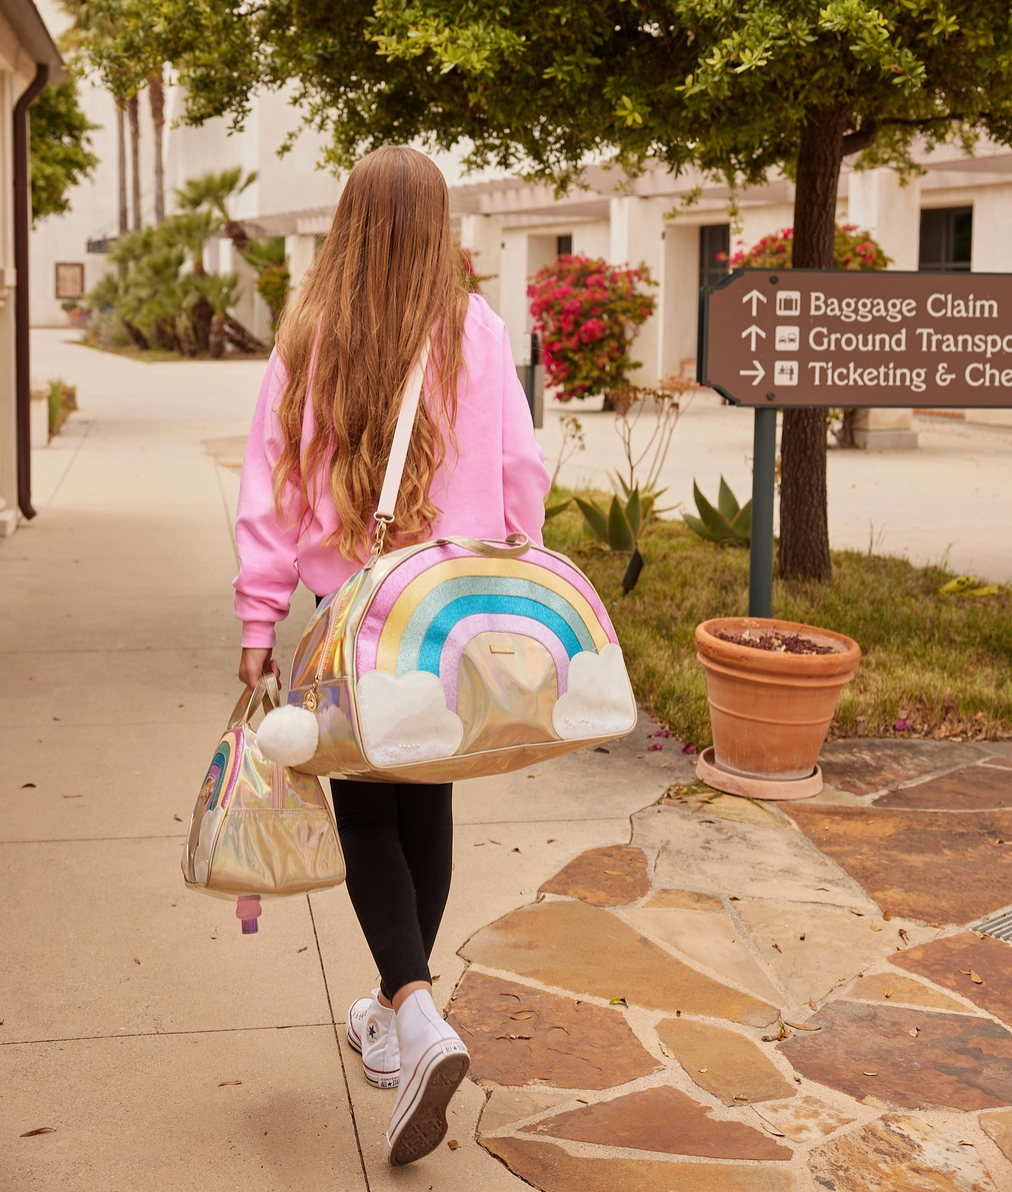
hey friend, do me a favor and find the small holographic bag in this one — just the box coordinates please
[181,673,345,932]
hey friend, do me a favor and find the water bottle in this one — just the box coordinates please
[236,895,262,934]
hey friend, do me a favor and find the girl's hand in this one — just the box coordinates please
[239,647,281,691]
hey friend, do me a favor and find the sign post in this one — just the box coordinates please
[698,269,1012,615]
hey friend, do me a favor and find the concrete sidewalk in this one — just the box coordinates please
[4,333,1012,1192]
[0,335,670,1191]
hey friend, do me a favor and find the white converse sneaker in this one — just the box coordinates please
[346,990,399,1089]
[386,989,469,1166]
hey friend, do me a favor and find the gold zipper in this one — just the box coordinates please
[301,542,433,711]
[302,580,355,711]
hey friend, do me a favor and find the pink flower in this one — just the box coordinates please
[648,743,663,752]
[681,743,695,755]
[894,719,909,732]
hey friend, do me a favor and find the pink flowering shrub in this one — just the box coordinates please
[720,224,890,271]
[527,255,656,402]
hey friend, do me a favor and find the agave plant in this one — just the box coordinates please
[573,480,667,592]
[683,477,752,547]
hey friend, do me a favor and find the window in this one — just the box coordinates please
[919,207,972,272]
[556,234,573,257]
[699,224,730,290]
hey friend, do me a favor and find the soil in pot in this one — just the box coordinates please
[714,629,835,656]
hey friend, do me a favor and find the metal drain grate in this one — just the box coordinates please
[971,909,1012,942]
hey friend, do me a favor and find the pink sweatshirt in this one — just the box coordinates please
[234,294,551,648]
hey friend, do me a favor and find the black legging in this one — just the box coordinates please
[330,778,453,1000]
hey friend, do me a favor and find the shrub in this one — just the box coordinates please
[527,255,656,402]
[722,224,890,271]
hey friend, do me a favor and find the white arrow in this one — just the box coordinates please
[741,288,768,316]
[741,323,767,351]
[739,360,766,386]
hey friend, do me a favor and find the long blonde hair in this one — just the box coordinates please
[273,146,469,559]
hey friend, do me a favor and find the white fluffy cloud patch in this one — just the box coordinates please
[552,644,638,741]
[357,669,464,768]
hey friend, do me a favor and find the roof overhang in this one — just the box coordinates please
[0,0,65,82]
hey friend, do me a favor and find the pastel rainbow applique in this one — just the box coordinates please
[357,545,617,712]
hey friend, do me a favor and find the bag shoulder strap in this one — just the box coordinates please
[375,343,430,525]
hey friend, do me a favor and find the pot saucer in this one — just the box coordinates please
[695,747,823,801]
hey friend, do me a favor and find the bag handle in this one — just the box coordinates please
[371,343,431,557]
[451,532,531,559]
[228,671,280,730]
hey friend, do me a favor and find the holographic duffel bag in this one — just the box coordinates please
[182,673,345,932]
[256,349,638,783]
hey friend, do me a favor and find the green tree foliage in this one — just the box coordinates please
[94,0,1012,581]
[29,80,99,224]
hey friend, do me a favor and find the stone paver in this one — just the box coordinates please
[789,805,1012,924]
[479,1089,573,1135]
[640,806,877,909]
[847,971,977,1013]
[654,1017,796,1104]
[873,761,1012,809]
[461,899,779,1026]
[731,898,936,1005]
[891,933,1012,1024]
[817,740,989,796]
[807,1114,997,1191]
[485,1137,798,1192]
[751,1095,857,1143]
[446,970,660,1089]
[779,1000,1012,1110]
[539,844,649,906]
[520,1085,792,1159]
[980,1110,1012,1162]
[622,905,784,1004]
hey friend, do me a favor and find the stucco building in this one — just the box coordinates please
[0,0,61,537]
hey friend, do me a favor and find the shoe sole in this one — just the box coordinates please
[347,1014,399,1089]
[387,1044,469,1166]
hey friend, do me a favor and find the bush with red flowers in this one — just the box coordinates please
[722,224,890,271]
[527,255,656,402]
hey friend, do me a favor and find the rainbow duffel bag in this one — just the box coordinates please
[256,534,638,783]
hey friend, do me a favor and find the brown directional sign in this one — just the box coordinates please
[698,269,1012,408]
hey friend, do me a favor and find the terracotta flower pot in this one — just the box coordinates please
[695,617,861,782]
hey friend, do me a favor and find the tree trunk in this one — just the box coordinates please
[149,71,165,223]
[224,313,268,354]
[115,98,128,235]
[210,313,226,359]
[779,103,850,584]
[191,294,213,354]
[127,94,141,230]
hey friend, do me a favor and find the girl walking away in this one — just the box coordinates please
[232,146,551,1165]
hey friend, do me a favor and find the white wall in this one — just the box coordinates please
[847,168,920,270]
[659,221,699,378]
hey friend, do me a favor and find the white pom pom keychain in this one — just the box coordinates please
[257,704,320,767]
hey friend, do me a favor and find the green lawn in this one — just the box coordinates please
[543,498,1012,748]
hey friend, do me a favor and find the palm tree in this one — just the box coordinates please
[159,211,221,350]
[189,273,240,358]
[58,1,130,234]
[126,92,141,229]
[175,167,257,250]
[148,70,165,222]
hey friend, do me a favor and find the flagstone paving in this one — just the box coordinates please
[451,739,1012,1192]
[892,932,1012,1022]
[873,760,1012,809]
[817,739,990,795]
[789,804,1012,924]
[808,1113,998,1191]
